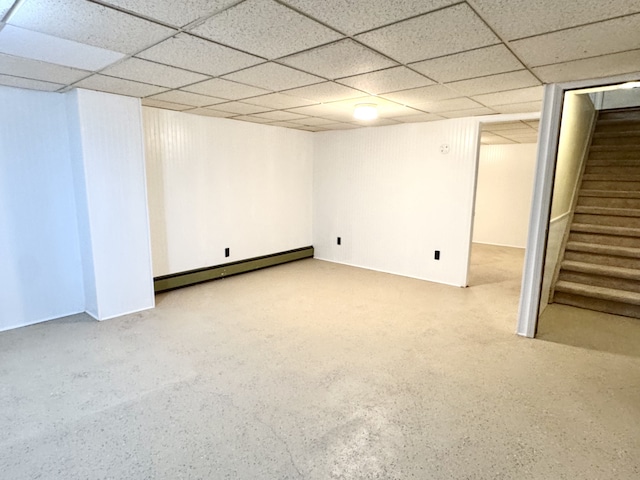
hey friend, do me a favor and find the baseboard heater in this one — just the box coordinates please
[153,246,314,293]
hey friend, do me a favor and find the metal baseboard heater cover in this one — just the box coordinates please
[154,246,314,293]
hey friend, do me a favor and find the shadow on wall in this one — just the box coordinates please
[537,304,640,358]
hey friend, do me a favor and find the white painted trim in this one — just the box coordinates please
[0,308,85,332]
[517,84,564,338]
[95,305,155,321]
[549,210,571,225]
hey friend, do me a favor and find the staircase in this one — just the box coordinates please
[553,107,640,318]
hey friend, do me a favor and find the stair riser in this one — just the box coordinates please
[589,150,639,160]
[595,125,640,135]
[573,213,640,228]
[598,110,640,121]
[553,292,640,319]
[577,196,640,209]
[592,136,640,146]
[557,271,640,293]
[564,250,640,269]
[581,180,640,190]
[569,232,640,248]
[587,159,640,167]
[584,166,640,175]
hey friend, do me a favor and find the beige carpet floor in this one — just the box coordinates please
[0,244,638,479]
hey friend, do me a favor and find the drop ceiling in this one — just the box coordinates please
[0,0,639,132]
[481,120,539,145]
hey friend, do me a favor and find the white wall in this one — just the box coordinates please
[0,86,84,331]
[313,119,480,287]
[67,89,155,320]
[472,143,537,248]
[143,107,314,277]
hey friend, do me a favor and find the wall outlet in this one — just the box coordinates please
[225,247,230,257]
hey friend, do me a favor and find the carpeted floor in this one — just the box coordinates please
[0,244,638,479]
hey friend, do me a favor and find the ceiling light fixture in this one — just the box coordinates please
[620,81,640,89]
[353,103,378,121]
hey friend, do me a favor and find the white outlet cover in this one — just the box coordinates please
[440,144,450,154]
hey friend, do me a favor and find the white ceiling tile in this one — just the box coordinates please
[141,98,194,111]
[472,86,543,107]
[286,104,355,121]
[8,0,175,54]
[488,127,536,135]
[99,0,239,28]
[295,125,327,132]
[510,14,640,67]
[445,70,540,97]
[146,89,224,106]
[75,74,168,97]
[190,0,342,59]
[244,92,317,109]
[279,39,397,79]
[267,121,304,128]
[0,52,90,84]
[337,66,434,94]
[213,101,271,114]
[187,107,236,118]
[232,115,275,124]
[353,118,402,127]
[381,84,460,105]
[222,62,323,91]
[183,78,270,100]
[0,73,63,91]
[472,0,640,40]
[254,111,308,121]
[409,45,525,83]
[137,33,262,76]
[0,25,125,71]
[483,121,534,132]
[525,120,540,129]
[288,117,336,126]
[440,107,497,118]
[102,58,209,89]
[392,112,445,123]
[326,95,423,118]
[532,50,640,83]
[491,101,543,114]
[321,123,362,130]
[355,4,499,64]
[412,97,484,113]
[284,82,364,103]
[481,133,516,145]
[281,0,459,35]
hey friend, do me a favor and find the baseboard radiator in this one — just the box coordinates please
[154,246,314,293]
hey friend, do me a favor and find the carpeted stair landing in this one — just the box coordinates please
[553,107,640,318]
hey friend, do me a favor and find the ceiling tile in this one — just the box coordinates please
[321,123,362,130]
[0,24,125,71]
[472,0,640,40]
[75,74,168,97]
[355,4,499,64]
[381,84,460,105]
[472,86,543,107]
[222,62,323,91]
[0,73,63,91]
[101,58,209,89]
[328,95,423,117]
[244,92,317,109]
[279,39,397,79]
[288,117,336,126]
[187,107,236,118]
[481,133,516,145]
[440,107,497,118]
[213,101,271,114]
[284,82,364,103]
[137,33,262,77]
[295,125,327,132]
[183,78,270,100]
[510,14,640,67]
[525,120,540,129]
[268,121,304,128]
[491,101,543,114]
[232,115,275,124]
[141,98,194,111]
[146,89,224,106]
[445,70,540,97]
[8,0,175,54]
[413,97,485,113]
[532,50,640,83]
[484,121,534,132]
[353,118,402,127]
[0,0,11,19]
[190,0,342,59]
[280,0,458,35]
[99,0,239,28]
[0,53,90,84]
[409,45,524,83]
[337,66,434,94]
[253,111,308,121]
[286,104,355,121]
[392,112,445,123]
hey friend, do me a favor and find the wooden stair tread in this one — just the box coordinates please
[574,206,640,217]
[554,281,640,305]
[593,131,640,137]
[566,241,640,258]
[571,223,640,237]
[561,260,640,280]
[582,174,640,181]
[580,190,640,199]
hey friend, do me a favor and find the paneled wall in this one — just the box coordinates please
[143,107,314,277]
[472,143,537,248]
[0,86,84,331]
[313,119,480,287]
